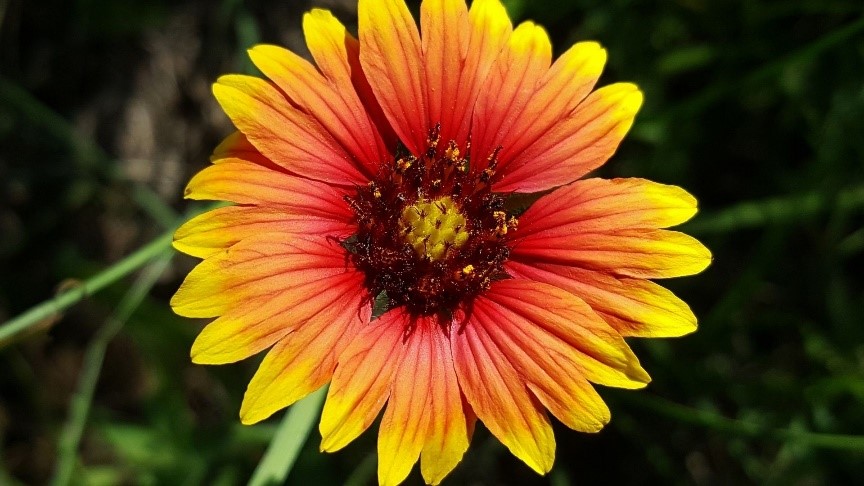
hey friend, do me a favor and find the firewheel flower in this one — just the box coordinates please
[171,0,711,484]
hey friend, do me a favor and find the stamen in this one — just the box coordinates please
[454,264,474,281]
[396,157,414,173]
[369,181,382,199]
[444,141,460,162]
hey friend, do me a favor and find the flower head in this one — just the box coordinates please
[171,0,711,484]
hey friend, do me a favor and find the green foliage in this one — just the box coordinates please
[1,0,863,484]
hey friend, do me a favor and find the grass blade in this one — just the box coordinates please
[247,386,327,486]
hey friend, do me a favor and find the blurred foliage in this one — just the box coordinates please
[1,0,864,484]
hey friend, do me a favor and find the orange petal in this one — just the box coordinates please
[470,280,613,432]
[495,42,606,168]
[507,260,697,338]
[184,158,351,221]
[248,43,387,173]
[239,289,371,424]
[173,205,353,259]
[358,0,428,156]
[377,316,470,486]
[495,83,643,193]
[421,0,469,148]
[303,9,398,148]
[319,307,407,452]
[511,227,712,279]
[421,0,514,150]
[171,235,363,363]
[303,9,357,85]
[212,74,368,185]
[451,307,555,474]
[471,20,551,171]
[210,131,260,162]
[515,178,698,239]
[478,279,650,389]
[432,0,512,149]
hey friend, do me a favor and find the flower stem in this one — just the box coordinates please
[248,386,328,486]
[0,231,173,347]
[51,250,175,486]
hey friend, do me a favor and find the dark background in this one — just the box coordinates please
[1,0,863,484]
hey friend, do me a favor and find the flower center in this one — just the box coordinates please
[344,124,515,316]
[400,196,469,261]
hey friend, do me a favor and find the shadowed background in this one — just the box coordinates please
[1,0,863,484]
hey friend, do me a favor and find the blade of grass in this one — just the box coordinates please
[50,249,175,486]
[0,202,221,347]
[343,453,377,486]
[132,183,180,229]
[685,184,864,235]
[0,232,172,347]
[247,386,327,486]
[617,393,864,452]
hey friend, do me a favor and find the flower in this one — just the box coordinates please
[170,0,712,484]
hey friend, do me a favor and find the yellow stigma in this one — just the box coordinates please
[400,196,469,261]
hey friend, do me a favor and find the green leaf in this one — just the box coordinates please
[247,386,327,486]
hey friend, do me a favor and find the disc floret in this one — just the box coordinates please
[400,196,469,261]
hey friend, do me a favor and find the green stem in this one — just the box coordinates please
[0,232,173,347]
[51,250,175,486]
[132,184,181,229]
[619,393,864,451]
[247,386,328,486]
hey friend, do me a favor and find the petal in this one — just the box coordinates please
[436,0,512,148]
[451,307,555,474]
[377,316,470,486]
[470,281,612,432]
[303,9,398,148]
[239,289,371,424]
[377,330,428,485]
[482,279,649,387]
[419,378,471,485]
[319,307,407,452]
[184,158,352,222]
[494,83,644,193]
[173,205,353,259]
[421,0,514,150]
[511,227,712,279]
[171,235,363,364]
[515,178,698,239]
[495,42,607,168]
[212,74,367,186]
[302,10,357,86]
[471,20,552,171]
[511,178,710,278]
[421,0,470,147]
[358,0,428,156]
[211,131,259,162]
[506,260,697,338]
[248,43,387,172]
